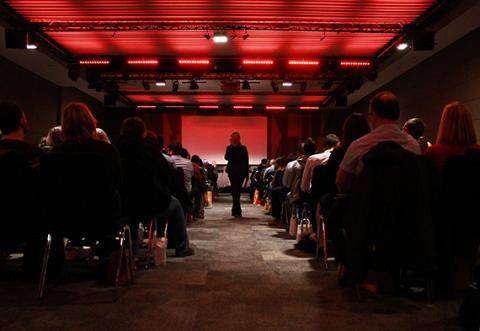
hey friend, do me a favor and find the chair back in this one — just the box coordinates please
[0,149,37,248]
[39,152,118,240]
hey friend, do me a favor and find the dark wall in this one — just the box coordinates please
[104,108,344,159]
[0,56,103,144]
[351,27,480,143]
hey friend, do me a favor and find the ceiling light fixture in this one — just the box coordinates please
[142,80,151,91]
[189,80,199,90]
[282,81,293,87]
[26,43,37,50]
[340,60,371,67]
[266,106,285,111]
[397,42,409,50]
[300,106,319,110]
[288,60,319,66]
[155,79,166,87]
[199,105,219,109]
[234,105,253,110]
[213,32,228,43]
[178,59,210,65]
[172,80,179,92]
[242,59,274,65]
[127,58,159,65]
[137,105,156,109]
[241,80,251,90]
[79,59,110,65]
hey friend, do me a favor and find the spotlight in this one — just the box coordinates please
[321,80,333,90]
[155,79,166,87]
[172,80,179,92]
[189,79,199,90]
[366,71,378,82]
[67,65,81,82]
[142,80,151,91]
[204,33,211,40]
[242,32,250,40]
[397,42,409,50]
[282,81,293,87]
[26,43,37,50]
[241,80,251,90]
[213,32,228,43]
[271,80,279,93]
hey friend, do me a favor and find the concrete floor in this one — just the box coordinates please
[0,194,462,330]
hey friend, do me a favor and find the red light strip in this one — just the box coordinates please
[199,105,219,109]
[127,58,159,65]
[242,59,274,65]
[165,105,185,109]
[288,60,319,66]
[300,106,320,110]
[137,105,156,109]
[79,59,110,65]
[340,60,371,67]
[234,105,253,110]
[178,59,210,65]
[266,106,286,110]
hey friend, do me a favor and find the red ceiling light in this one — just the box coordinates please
[266,105,286,110]
[234,105,253,110]
[137,105,157,109]
[300,106,320,110]
[165,105,185,109]
[127,58,159,65]
[242,59,274,65]
[178,59,210,65]
[340,60,371,67]
[79,59,110,65]
[288,60,319,66]
[199,105,219,109]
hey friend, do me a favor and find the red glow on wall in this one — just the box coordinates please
[288,59,319,66]
[178,59,210,65]
[79,59,110,65]
[242,59,274,65]
[127,58,159,65]
[234,105,253,110]
[340,60,371,67]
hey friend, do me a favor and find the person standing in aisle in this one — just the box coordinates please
[224,132,249,217]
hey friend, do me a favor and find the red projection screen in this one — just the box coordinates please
[181,116,267,165]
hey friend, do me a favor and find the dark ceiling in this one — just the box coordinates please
[1,0,453,109]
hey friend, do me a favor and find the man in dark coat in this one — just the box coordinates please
[224,132,249,217]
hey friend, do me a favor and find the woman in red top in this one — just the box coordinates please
[425,101,480,170]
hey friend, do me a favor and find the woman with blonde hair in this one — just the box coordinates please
[425,101,480,170]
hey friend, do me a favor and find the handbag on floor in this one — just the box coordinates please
[151,223,168,266]
[296,218,313,243]
[289,215,298,237]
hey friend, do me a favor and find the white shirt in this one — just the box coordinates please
[300,148,333,193]
[282,160,295,188]
[340,123,421,176]
[171,155,194,193]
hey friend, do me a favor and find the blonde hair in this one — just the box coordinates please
[436,101,477,146]
[61,103,97,142]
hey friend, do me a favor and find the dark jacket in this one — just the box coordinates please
[224,144,249,177]
[343,141,438,283]
[117,136,172,216]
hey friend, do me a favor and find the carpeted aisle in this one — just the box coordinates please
[0,194,461,330]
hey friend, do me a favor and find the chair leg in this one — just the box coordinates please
[123,225,135,285]
[38,233,52,299]
[322,220,328,271]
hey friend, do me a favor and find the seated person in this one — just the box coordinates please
[117,117,194,257]
[0,101,43,165]
[45,124,111,148]
[169,143,194,195]
[402,117,431,153]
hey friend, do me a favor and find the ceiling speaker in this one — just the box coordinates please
[413,31,435,51]
[5,29,27,49]
[335,95,347,107]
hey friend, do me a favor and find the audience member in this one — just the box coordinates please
[301,134,340,193]
[45,124,110,148]
[336,91,421,193]
[117,117,194,257]
[0,102,43,165]
[403,117,431,153]
[425,101,480,170]
[170,142,195,194]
